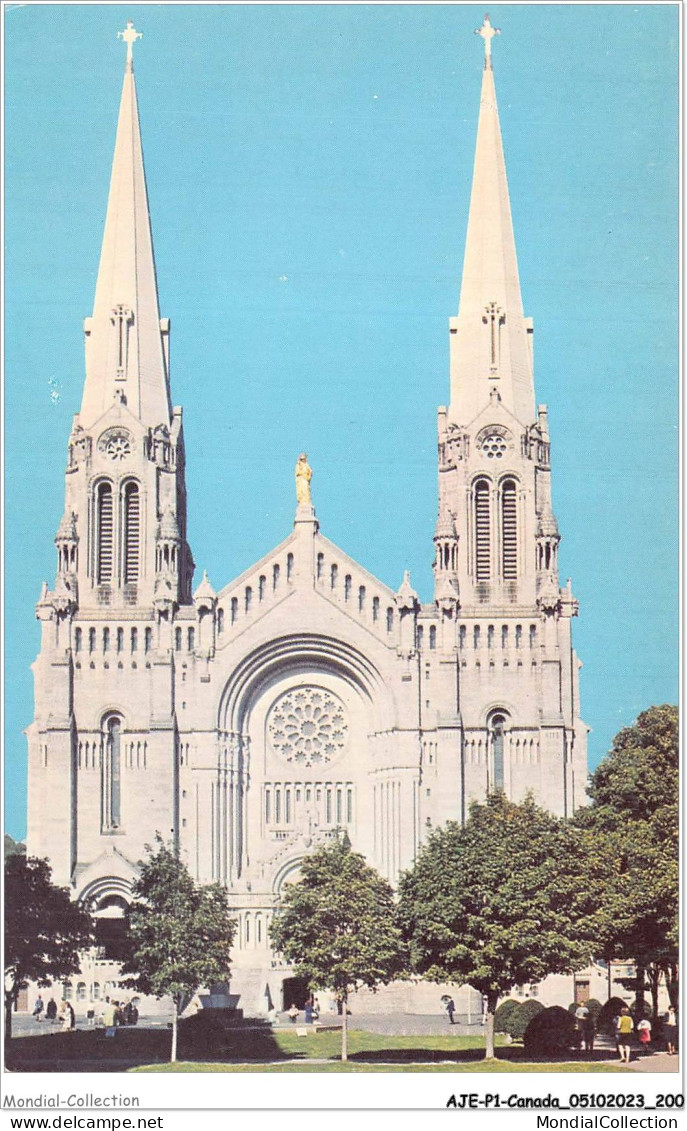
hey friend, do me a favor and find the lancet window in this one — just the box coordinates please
[123,481,140,583]
[95,481,114,583]
[474,479,491,580]
[102,714,123,831]
[501,479,518,579]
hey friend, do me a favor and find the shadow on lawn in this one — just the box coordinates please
[345,1046,621,1066]
[5,1017,289,1073]
[7,1019,626,1072]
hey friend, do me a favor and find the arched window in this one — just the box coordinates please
[429,625,437,650]
[217,608,224,634]
[102,714,123,830]
[175,627,182,651]
[372,596,379,622]
[501,479,518,579]
[77,982,87,1001]
[145,627,152,652]
[96,482,114,583]
[330,564,338,589]
[123,481,140,583]
[245,587,252,613]
[474,480,491,580]
[489,713,507,792]
[92,982,101,1001]
[272,564,280,590]
[74,628,82,653]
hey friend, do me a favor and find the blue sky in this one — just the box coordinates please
[4,4,678,840]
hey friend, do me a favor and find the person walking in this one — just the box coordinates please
[637,1017,652,1055]
[446,997,456,1025]
[664,1008,678,1055]
[101,998,117,1029]
[45,997,57,1024]
[575,1004,595,1053]
[32,995,44,1022]
[615,1006,634,1063]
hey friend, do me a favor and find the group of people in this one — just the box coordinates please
[32,994,139,1032]
[32,995,75,1031]
[287,999,320,1024]
[614,1005,678,1063]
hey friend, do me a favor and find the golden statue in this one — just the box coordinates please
[295,452,313,505]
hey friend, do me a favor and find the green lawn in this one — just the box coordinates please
[129,1029,629,1072]
[133,1061,628,1074]
[7,1024,631,1074]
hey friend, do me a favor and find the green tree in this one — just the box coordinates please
[4,855,94,1039]
[4,834,25,857]
[397,793,595,1059]
[576,705,679,1018]
[269,835,405,1061]
[121,838,236,1062]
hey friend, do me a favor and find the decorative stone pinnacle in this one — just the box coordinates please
[475,13,500,67]
[118,21,142,68]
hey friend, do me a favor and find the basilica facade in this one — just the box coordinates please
[27,18,587,1014]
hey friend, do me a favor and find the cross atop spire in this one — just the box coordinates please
[475,13,500,69]
[118,21,142,70]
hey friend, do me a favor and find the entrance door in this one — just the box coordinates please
[282,976,310,1010]
[575,980,590,1003]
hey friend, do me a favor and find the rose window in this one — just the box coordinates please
[268,687,348,767]
[477,430,510,459]
[98,428,133,461]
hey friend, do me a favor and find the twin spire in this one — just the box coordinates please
[80,22,171,430]
[79,17,533,432]
[450,14,535,426]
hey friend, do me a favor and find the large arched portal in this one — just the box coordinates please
[213,633,395,889]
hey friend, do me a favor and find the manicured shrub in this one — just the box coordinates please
[524,1005,578,1055]
[507,999,544,1040]
[597,996,628,1035]
[494,999,519,1033]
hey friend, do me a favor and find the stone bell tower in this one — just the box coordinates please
[27,24,194,887]
[431,15,587,817]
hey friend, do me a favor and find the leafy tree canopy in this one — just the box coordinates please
[4,834,25,857]
[270,836,405,997]
[269,835,405,1060]
[587,705,678,825]
[121,837,236,1061]
[575,706,679,1015]
[397,793,595,1057]
[4,855,93,1038]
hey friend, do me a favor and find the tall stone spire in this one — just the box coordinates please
[449,15,535,426]
[80,22,171,429]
